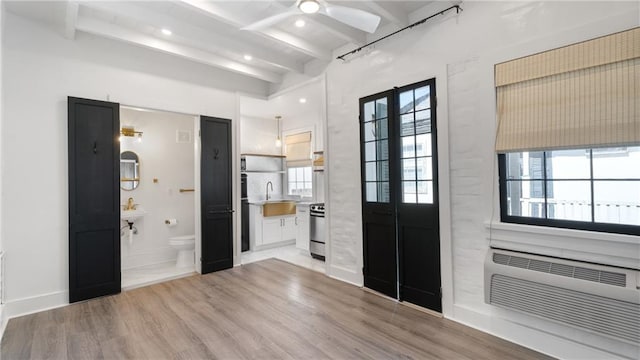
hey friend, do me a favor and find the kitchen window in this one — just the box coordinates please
[287,166,312,197]
[499,147,640,236]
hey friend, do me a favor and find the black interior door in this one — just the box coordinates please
[201,116,233,274]
[360,90,398,298]
[396,80,441,312]
[68,97,121,303]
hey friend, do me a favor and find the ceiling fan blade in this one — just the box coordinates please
[241,7,300,31]
[321,5,381,33]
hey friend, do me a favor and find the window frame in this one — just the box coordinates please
[286,165,313,198]
[498,152,640,237]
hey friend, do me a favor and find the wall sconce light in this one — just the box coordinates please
[120,126,143,143]
[275,115,282,148]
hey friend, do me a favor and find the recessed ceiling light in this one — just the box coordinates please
[295,19,306,28]
[299,0,320,14]
[244,54,253,61]
[299,98,307,104]
[161,28,172,36]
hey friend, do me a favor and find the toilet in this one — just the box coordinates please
[169,234,195,268]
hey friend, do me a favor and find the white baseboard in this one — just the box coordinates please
[451,304,635,360]
[327,264,363,287]
[3,290,68,321]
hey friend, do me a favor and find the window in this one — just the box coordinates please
[499,147,640,235]
[288,166,312,197]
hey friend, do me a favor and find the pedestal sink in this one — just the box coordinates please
[121,208,146,245]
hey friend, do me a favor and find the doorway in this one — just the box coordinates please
[68,97,234,302]
[359,79,442,312]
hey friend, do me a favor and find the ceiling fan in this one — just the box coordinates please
[242,0,382,34]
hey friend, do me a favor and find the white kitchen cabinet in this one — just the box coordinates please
[262,217,282,245]
[296,205,310,251]
[250,203,298,249]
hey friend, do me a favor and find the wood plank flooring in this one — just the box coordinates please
[1,259,552,359]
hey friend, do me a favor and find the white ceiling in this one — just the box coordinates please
[5,1,452,87]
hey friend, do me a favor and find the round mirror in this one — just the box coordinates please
[120,151,140,191]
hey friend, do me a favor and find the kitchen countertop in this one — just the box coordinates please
[248,199,315,205]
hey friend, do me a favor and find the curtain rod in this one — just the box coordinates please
[336,5,463,61]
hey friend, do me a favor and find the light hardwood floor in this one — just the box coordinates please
[1,259,552,359]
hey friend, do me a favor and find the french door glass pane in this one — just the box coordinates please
[546,180,591,222]
[401,136,415,158]
[364,101,375,122]
[416,157,432,180]
[400,114,414,136]
[366,162,377,181]
[402,181,416,203]
[402,159,416,180]
[415,86,430,111]
[417,181,433,204]
[415,110,431,134]
[378,161,389,181]
[379,182,390,202]
[365,141,376,161]
[594,180,640,225]
[364,121,375,141]
[399,90,414,113]
[304,167,312,180]
[288,168,296,182]
[377,140,389,160]
[375,98,388,119]
[415,134,431,157]
[366,182,377,202]
[377,118,388,139]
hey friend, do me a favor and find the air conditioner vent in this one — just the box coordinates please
[492,253,626,287]
[491,275,640,344]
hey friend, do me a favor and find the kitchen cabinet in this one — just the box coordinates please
[296,205,310,251]
[250,204,297,248]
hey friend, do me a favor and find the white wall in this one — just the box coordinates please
[120,108,196,269]
[323,1,639,359]
[1,13,250,317]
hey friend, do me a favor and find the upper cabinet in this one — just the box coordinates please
[241,154,285,173]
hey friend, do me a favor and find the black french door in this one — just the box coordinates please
[360,79,441,312]
[200,116,234,274]
[68,97,121,303]
[360,90,397,298]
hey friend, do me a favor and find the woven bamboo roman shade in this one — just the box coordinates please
[495,27,640,152]
[285,131,312,167]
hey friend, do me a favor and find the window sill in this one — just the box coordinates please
[486,221,640,270]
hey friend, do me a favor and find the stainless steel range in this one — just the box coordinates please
[309,203,325,261]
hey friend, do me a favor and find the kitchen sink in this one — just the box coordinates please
[262,201,296,217]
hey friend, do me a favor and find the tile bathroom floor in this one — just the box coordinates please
[122,261,195,290]
[242,244,326,273]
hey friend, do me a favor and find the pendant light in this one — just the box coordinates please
[275,115,282,148]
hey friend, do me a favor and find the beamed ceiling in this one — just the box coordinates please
[5,1,460,88]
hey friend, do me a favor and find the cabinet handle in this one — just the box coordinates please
[295,217,298,225]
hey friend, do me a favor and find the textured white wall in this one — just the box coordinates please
[324,1,639,358]
[119,108,196,269]
[1,13,253,316]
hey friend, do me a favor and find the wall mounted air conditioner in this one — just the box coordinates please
[485,249,640,345]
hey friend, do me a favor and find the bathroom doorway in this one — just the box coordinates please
[119,106,199,289]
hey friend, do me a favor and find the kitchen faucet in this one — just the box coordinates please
[266,181,273,201]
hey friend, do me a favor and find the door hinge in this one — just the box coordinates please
[199,130,201,137]
[439,287,443,299]
[362,267,365,275]
[434,96,437,108]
